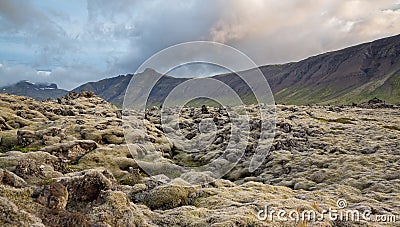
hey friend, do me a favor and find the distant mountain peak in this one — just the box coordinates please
[14,80,58,89]
[0,81,67,101]
[142,68,158,74]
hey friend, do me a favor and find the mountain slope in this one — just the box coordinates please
[267,34,400,104]
[0,81,68,101]
[72,74,133,105]
[71,34,400,106]
[72,69,190,107]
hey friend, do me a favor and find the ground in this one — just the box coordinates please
[0,92,399,226]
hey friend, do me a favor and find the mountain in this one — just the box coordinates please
[72,69,189,107]
[72,34,400,106]
[3,34,400,105]
[261,34,400,105]
[72,74,133,105]
[0,81,68,101]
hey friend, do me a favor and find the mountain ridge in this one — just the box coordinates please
[2,34,400,105]
[0,80,68,101]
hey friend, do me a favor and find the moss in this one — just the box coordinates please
[73,148,138,179]
[334,118,356,124]
[143,185,195,210]
[312,116,355,124]
[0,196,41,226]
[117,172,142,186]
[0,185,36,211]
[10,146,39,153]
[38,177,58,186]
[0,130,19,152]
[173,152,207,167]
[41,211,89,227]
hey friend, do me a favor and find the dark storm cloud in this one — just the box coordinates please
[91,0,224,74]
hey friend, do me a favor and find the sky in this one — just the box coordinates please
[0,0,400,90]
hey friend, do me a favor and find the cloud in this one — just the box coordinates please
[209,0,400,64]
[0,62,103,90]
[0,63,41,86]
[49,64,104,89]
[96,0,223,74]
[0,0,73,66]
[0,0,400,90]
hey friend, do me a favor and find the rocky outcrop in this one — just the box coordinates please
[40,140,97,164]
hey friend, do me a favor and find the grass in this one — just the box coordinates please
[10,146,39,153]
[274,70,400,105]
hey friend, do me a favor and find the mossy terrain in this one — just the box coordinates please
[0,93,399,226]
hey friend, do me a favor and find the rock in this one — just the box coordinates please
[60,169,115,210]
[15,158,45,181]
[309,170,326,183]
[80,129,102,143]
[16,127,63,148]
[141,185,195,210]
[102,132,124,144]
[42,135,61,146]
[357,97,394,108]
[17,130,36,146]
[119,168,142,186]
[278,122,292,133]
[0,169,27,188]
[360,146,379,154]
[10,151,68,183]
[88,190,146,226]
[201,105,209,114]
[75,119,85,125]
[1,93,400,226]
[40,140,97,163]
[0,196,44,226]
[40,211,88,227]
[0,116,13,130]
[35,182,68,213]
[294,179,316,190]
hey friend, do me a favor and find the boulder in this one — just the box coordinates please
[0,169,27,188]
[40,140,97,163]
[141,185,195,210]
[35,182,68,213]
[59,169,116,211]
